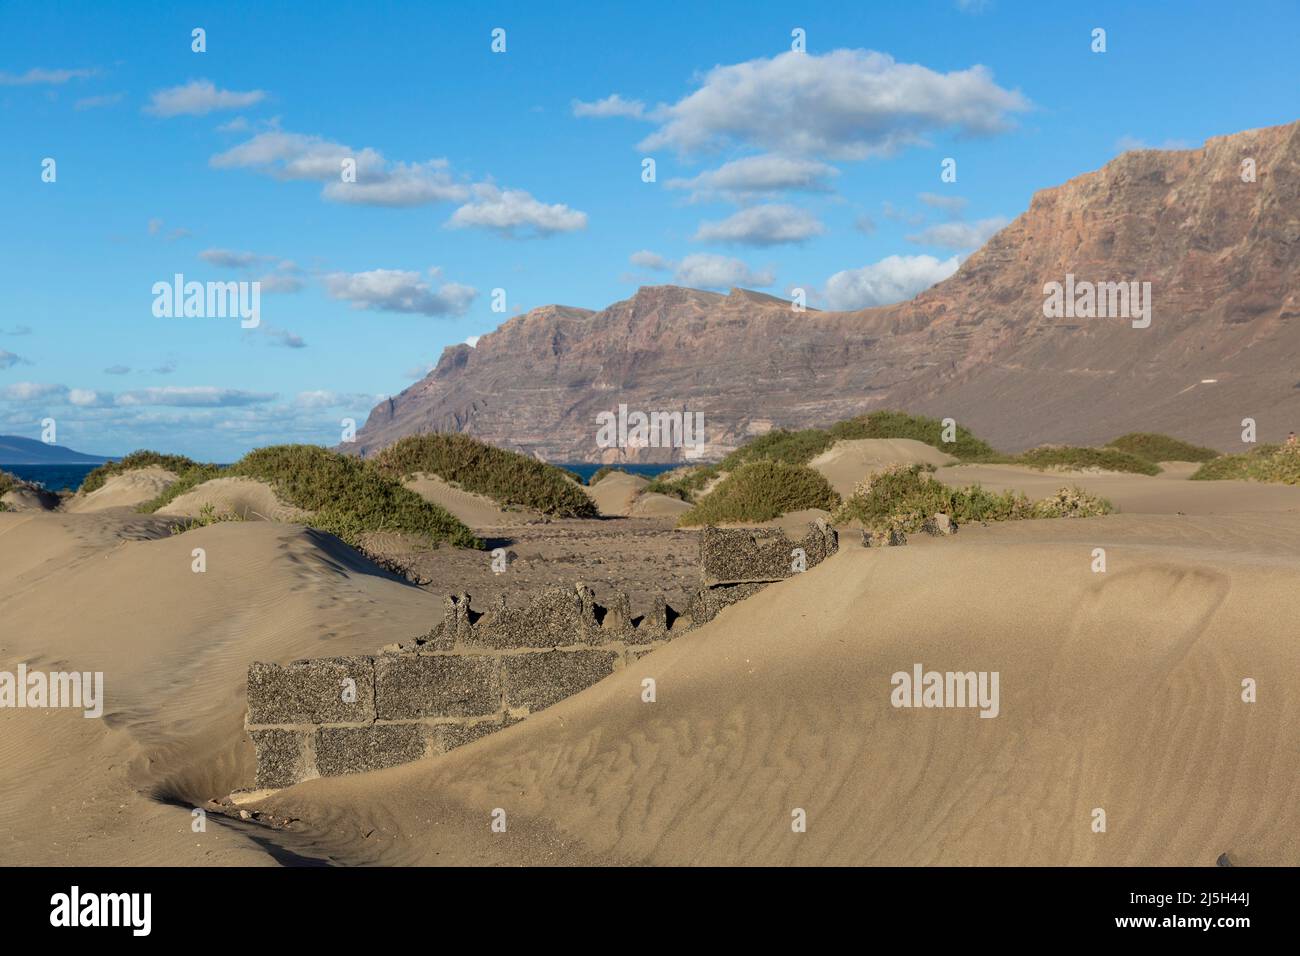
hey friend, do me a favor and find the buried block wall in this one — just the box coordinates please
[246,520,836,789]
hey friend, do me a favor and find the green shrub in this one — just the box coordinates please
[79,451,202,494]
[137,463,226,513]
[1012,446,1160,476]
[829,411,1000,461]
[229,444,481,548]
[588,465,630,486]
[168,502,246,534]
[0,470,16,497]
[370,433,597,518]
[1191,444,1300,484]
[677,461,840,526]
[1109,433,1219,463]
[833,464,1110,531]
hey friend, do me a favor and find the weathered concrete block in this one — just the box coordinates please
[625,593,672,644]
[924,513,957,536]
[246,656,375,726]
[599,590,635,639]
[687,582,768,625]
[700,520,837,586]
[501,649,619,712]
[374,654,501,719]
[864,527,907,547]
[251,728,314,790]
[474,584,598,648]
[438,715,522,752]
[315,723,429,777]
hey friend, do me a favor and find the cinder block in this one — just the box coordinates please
[315,723,429,777]
[687,582,768,625]
[438,716,519,752]
[246,656,375,725]
[374,653,501,719]
[699,520,838,586]
[250,728,314,789]
[501,649,619,712]
[474,584,598,648]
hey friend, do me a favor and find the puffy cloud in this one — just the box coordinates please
[323,269,477,316]
[1,382,67,402]
[146,80,265,117]
[667,154,838,200]
[673,254,774,290]
[906,216,1007,250]
[629,250,672,271]
[824,254,960,309]
[212,129,467,207]
[572,94,646,119]
[448,184,587,237]
[694,204,825,246]
[639,49,1029,159]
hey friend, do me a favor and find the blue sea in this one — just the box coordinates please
[0,463,102,492]
[561,462,682,483]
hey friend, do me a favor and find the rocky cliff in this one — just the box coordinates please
[352,120,1300,459]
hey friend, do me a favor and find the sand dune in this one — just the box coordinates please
[629,491,692,519]
[810,439,957,498]
[587,471,650,517]
[937,463,1300,515]
[247,511,1300,866]
[402,473,537,528]
[159,476,308,523]
[63,466,177,513]
[1,486,59,512]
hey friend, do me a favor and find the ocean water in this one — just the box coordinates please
[561,462,683,483]
[0,463,101,492]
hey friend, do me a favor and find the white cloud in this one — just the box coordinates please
[294,390,372,409]
[917,192,969,217]
[68,389,107,407]
[674,254,774,290]
[146,80,266,117]
[906,216,1007,250]
[639,49,1029,159]
[323,269,477,316]
[824,254,960,309]
[572,94,646,119]
[257,273,305,295]
[200,248,264,269]
[1,382,66,402]
[115,387,276,407]
[465,336,481,347]
[448,184,587,237]
[667,154,838,200]
[629,250,672,271]
[212,129,467,206]
[694,204,825,246]
[0,67,95,86]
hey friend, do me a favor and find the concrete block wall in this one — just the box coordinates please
[246,520,836,789]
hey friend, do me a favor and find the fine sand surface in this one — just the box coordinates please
[402,473,539,527]
[159,477,309,523]
[810,438,957,498]
[3,465,1298,866]
[1,486,59,512]
[937,463,1300,515]
[629,491,693,519]
[587,471,650,517]
[250,511,1300,866]
[63,466,177,513]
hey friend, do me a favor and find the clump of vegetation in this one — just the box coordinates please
[168,502,245,535]
[677,461,840,526]
[1011,445,1161,476]
[833,464,1111,531]
[227,444,481,548]
[0,470,16,497]
[370,433,597,518]
[832,410,1000,461]
[1190,443,1300,484]
[588,465,630,486]
[1109,432,1219,463]
[79,451,202,494]
[137,463,225,513]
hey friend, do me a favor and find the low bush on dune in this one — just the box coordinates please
[228,444,481,548]
[1010,445,1161,476]
[1191,443,1300,484]
[677,461,840,526]
[588,465,630,486]
[0,469,16,497]
[1109,432,1219,463]
[832,410,1000,461]
[833,463,1111,531]
[137,463,225,513]
[370,433,597,518]
[78,450,202,494]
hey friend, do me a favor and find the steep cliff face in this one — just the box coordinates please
[352,121,1300,460]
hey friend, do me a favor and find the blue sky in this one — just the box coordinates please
[1,0,1296,460]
